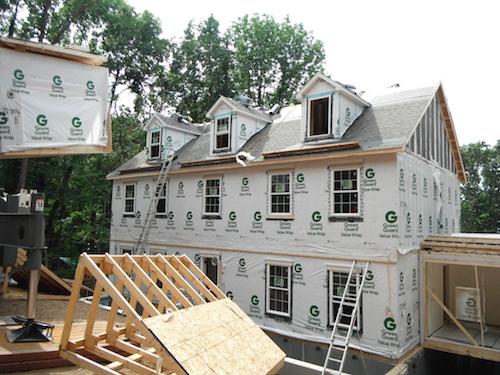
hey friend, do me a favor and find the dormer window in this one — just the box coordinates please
[215,116,231,151]
[149,130,161,159]
[308,95,332,138]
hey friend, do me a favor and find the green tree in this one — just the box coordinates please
[168,16,234,122]
[460,141,500,233]
[229,14,325,108]
[89,3,170,115]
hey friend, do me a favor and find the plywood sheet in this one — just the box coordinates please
[143,299,285,375]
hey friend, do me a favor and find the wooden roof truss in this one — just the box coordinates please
[60,253,284,375]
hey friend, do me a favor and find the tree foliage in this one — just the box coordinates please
[229,14,325,108]
[0,4,326,276]
[460,141,499,233]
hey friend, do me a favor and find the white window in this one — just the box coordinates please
[332,168,360,216]
[124,183,136,216]
[214,117,230,151]
[269,172,292,216]
[266,262,292,318]
[328,267,362,330]
[203,178,221,217]
[149,130,161,159]
[308,95,332,138]
[156,182,167,216]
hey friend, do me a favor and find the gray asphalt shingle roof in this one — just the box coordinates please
[108,86,435,178]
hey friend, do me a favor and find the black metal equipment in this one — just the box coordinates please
[0,189,54,342]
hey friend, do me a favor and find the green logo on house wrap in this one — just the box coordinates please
[251,211,263,232]
[381,211,398,238]
[51,75,65,97]
[240,176,251,195]
[0,112,7,125]
[307,305,321,328]
[293,263,304,284]
[310,305,319,317]
[226,211,238,232]
[379,317,398,346]
[14,69,24,80]
[12,69,27,89]
[308,211,324,234]
[295,172,306,192]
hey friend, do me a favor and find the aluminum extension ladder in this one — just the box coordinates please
[322,261,370,375]
[134,153,175,255]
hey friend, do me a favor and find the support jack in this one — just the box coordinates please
[7,316,54,342]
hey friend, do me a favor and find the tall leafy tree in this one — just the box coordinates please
[460,141,499,233]
[168,16,233,122]
[229,14,325,108]
[89,4,170,115]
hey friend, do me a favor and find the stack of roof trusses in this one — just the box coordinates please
[60,253,285,375]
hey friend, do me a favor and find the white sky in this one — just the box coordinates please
[128,0,499,146]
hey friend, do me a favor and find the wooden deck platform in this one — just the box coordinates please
[0,297,125,373]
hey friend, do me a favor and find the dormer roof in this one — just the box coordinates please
[206,96,274,123]
[143,113,205,135]
[296,72,370,108]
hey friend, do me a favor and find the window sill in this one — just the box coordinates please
[304,134,335,143]
[202,214,222,220]
[212,148,232,154]
[328,216,363,222]
[265,312,292,321]
[123,214,135,218]
[155,214,167,218]
[266,215,295,221]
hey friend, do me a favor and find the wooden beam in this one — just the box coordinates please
[142,255,193,309]
[60,258,87,350]
[89,345,157,375]
[178,255,226,299]
[60,350,121,375]
[426,286,479,346]
[168,255,217,302]
[423,338,500,362]
[103,254,161,318]
[155,255,206,305]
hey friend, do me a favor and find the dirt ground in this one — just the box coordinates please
[0,298,124,325]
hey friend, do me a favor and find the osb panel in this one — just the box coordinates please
[143,299,285,375]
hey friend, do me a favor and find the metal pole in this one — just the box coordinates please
[27,269,40,320]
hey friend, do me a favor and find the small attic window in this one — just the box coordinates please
[215,116,231,151]
[149,130,161,159]
[308,96,332,138]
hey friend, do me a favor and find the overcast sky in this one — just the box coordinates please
[128,0,499,146]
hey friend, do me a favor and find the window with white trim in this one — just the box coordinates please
[203,178,221,217]
[155,182,167,217]
[266,262,292,318]
[214,117,230,151]
[332,168,360,216]
[269,172,292,215]
[149,130,161,159]
[328,267,362,330]
[123,183,136,217]
[308,95,332,138]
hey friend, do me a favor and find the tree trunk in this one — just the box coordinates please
[17,158,28,191]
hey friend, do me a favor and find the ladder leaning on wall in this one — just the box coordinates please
[134,153,175,255]
[322,261,370,375]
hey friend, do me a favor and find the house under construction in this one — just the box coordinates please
[106,72,500,373]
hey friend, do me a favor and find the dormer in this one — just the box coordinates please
[296,73,370,142]
[143,113,203,161]
[206,96,274,156]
